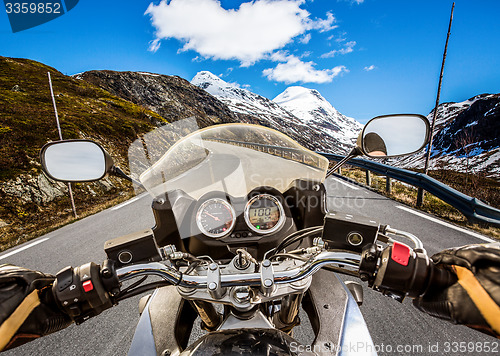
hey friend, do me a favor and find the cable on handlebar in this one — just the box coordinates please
[268,226,322,258]
[269,253,308,262]
[184,261,202,275]
[119,276,148,295]
[321,265,360,277]
[115,281,172,302]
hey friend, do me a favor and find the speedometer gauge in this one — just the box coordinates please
[244,194,285,234]
[196,198,236,238]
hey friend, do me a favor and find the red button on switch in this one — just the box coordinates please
[391,242,411,266]
[82,280,94,292]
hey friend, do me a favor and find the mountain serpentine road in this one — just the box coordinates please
[0,177,496,356]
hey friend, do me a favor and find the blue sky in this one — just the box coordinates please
[1,0,499,123]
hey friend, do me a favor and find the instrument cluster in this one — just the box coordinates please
[195,193,286,239]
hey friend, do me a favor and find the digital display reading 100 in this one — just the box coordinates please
[249,206,279,225]
[244,194,285,234]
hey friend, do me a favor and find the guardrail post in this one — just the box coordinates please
[366,170,371,186]
[416,187,424,207]
[337,167,342,175]
[386,177,391,193]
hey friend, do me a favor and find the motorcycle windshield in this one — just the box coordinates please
[128,117,328,200]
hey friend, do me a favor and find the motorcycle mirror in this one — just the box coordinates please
[40,139,114,182]
[358,114,430,158]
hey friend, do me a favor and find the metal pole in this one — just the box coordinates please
[417,2,454,207]
[48,72,78,218]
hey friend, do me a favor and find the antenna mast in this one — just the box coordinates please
[417,2,455,207]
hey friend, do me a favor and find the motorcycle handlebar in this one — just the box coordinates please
[52,242,458,324]
[116,251,362,289]
[116,244,457,302]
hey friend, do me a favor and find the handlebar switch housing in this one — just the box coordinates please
[53,262,114,324]
[359,243,383,285]
[101,259,121,296]
[359,242,452,303]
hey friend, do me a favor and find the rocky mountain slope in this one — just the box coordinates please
[393,94,500,177]
[76,70,238,127]
[191,71,361,153]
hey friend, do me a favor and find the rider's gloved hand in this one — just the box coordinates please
[0,264,72,351]
[413,243,500,338]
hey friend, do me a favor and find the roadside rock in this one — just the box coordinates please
[11,84,25,92]
[1,174,67,205]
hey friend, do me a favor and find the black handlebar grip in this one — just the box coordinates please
[424,263,458,296]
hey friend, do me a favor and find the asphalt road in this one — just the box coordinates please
[0,177,496,356]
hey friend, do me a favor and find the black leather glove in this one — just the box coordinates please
[0,264,72,351]
[413,243,500,338]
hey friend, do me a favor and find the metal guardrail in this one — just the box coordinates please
[319,153,500,228]
[208,138,325,169]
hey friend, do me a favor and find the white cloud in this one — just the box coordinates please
[321,40,356,58]
[307,12,337,32]
[299,33,311,44]
[148,38,161,53]
[269,50,290,62]
[263,55,348,84]
[364,65,376,71]
[145,0,336,66]
[339,0,364,4]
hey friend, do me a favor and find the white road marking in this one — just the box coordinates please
[332,178,359,190]
[0,238,50,261]
[396,205,496,243]
[111,193,148,211]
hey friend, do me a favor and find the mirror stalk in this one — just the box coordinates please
[325,147,362,178]
[110,166,144,189]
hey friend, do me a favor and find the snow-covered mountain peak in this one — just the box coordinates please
[191,71,262,102]
[272,86,362,146]
[273,86,342,123]
[191,71,362,153]
[191,71,240,97]
[274,86,325,104]
[191,71,304,127]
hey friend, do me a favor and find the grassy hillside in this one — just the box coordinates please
[0,57,166,179]
[0,57,166,250]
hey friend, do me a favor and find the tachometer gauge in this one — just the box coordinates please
[244,194,285,234]
[196,198,236,238]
